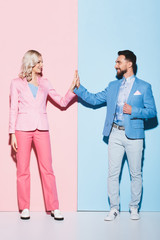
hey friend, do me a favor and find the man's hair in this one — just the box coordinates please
[118,50,137,74]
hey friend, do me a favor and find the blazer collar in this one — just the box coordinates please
[24,75,41,86]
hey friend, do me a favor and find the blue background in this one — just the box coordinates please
[78,0,160,211]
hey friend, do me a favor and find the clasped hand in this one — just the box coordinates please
[123,103,132,115]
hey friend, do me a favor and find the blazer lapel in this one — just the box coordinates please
[35,76,41,101]
[127,77,138,104]
[25,76,41,102]
[23,78,36,102]
[114,79,123,105]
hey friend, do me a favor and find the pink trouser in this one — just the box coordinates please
[15,130,59,211]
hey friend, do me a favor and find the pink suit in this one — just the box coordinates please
[9,77,75,211]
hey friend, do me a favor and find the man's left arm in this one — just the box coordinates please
[128,84,157,119]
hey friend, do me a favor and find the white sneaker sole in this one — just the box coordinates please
[130,215,140,220]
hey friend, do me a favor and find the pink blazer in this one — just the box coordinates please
[9,77,75,133]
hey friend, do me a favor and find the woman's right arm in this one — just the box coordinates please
[9,80,18,151]
[11,133,18,152]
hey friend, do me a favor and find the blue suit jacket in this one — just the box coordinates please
[74,77,157,139]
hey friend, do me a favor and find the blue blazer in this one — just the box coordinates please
[74,77,157,139]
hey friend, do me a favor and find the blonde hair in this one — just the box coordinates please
[19,50,42,81]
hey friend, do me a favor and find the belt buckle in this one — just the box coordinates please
[113,123,124,130]
[113,123,118,129]
[119,125,124,130]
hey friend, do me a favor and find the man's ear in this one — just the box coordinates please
[128,61,132,69]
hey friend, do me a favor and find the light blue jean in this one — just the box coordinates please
[108,127,143,210]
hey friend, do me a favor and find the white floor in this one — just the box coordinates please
[0,212,160,240]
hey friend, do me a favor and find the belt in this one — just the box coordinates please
[113,123,125,130]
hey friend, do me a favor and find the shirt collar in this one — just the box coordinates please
[125,74,135,82]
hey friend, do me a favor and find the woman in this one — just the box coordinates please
[9,50,76,220]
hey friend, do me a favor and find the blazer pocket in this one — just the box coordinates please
[133,95,142,97]
[132,95,143,105]
[39,111,47,114]
[131,119,144,128]
[132,123,144,129]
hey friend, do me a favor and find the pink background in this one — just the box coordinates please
[0,0,77,211]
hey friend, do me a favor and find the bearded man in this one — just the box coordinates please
[73,50,157,221]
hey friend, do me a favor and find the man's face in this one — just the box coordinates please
[115,55,129,79]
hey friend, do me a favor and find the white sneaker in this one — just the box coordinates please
[51,209,64,221]
[130,207,140,220]
[20,209,30,220]
[104,208,119,221]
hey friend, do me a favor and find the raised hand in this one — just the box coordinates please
[75,70,80,88]
[70,70,80,92]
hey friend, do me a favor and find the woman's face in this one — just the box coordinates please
[32,56,43,75]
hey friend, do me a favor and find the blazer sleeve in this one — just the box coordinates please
[73,84,107,105]
[131,84,157,119]
[48,80,76,107]
[9,80,19,134]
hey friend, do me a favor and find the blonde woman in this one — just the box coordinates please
[9,50,76,220]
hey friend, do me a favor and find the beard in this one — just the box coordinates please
[116,69,127,79]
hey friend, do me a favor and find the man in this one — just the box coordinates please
[73,50,157,221]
